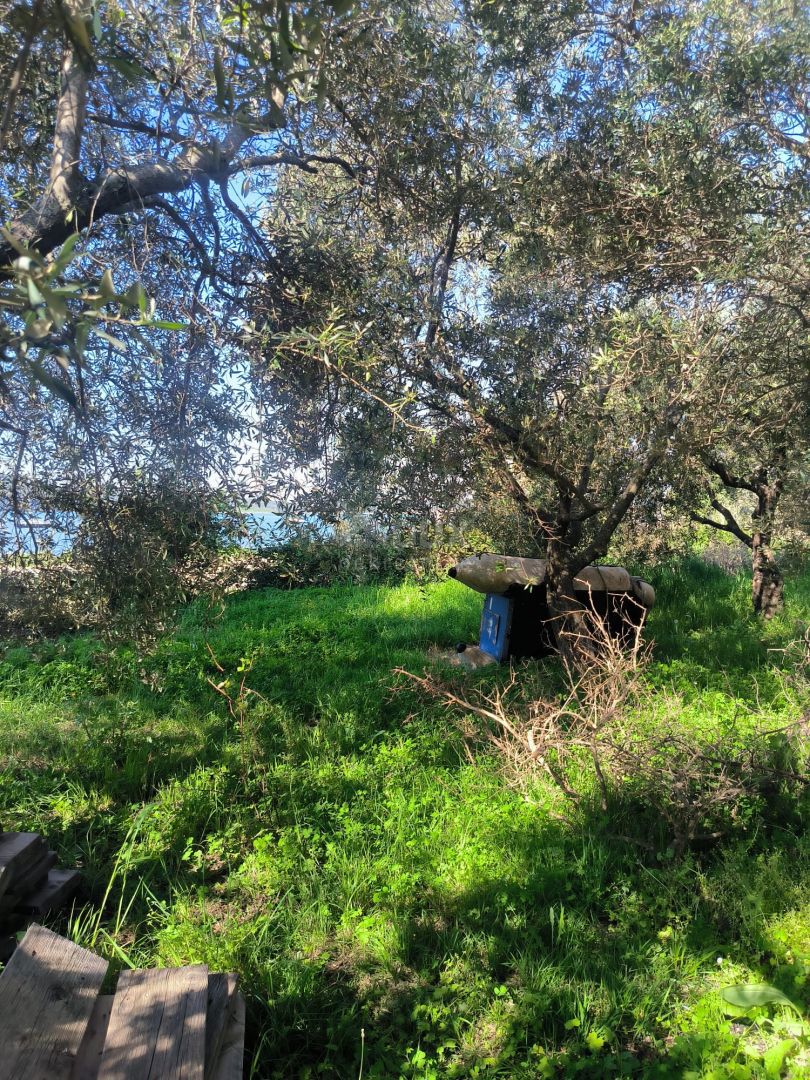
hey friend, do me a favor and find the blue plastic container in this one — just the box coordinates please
[479,593,513,661]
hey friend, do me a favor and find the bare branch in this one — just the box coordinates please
[87,112,186,145]
[0,145,359,268]
[701,453,758,493]
[692,499,753,547]
[578,441,667,568]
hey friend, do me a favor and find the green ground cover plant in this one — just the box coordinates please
[0,560,807,1078]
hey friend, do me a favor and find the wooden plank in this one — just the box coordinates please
[0,850,59,923]
[0,833,47,900]
[204,973,238,1079]
[12,849,58,899]
[70,994,114,1080]
[24,867,82,914]
[98,964,208,1080]
[210,992,245,1080]
[0,923,109,1080]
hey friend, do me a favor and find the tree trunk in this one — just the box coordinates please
[698,455,786,620]
[49,34,88,211]
[545,544,592,661]
[751,530,784,619]
[751,471,784,619]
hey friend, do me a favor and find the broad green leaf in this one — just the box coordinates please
[783,1020,810,1036]
[75,321,90,358]
[719,984,801,1015]
[100,268,116,299]
[26,277,44,307]
[53,233,80,273]
[125,282,147,313]
[213,49,229,109]
[95,329,127,352]
[40,286,67,324]
[108,56,149,81]
[146,320,188,330]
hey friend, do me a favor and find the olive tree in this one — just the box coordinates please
[688,297,807,617]
[243,0,808,643]
[0,0,360,550]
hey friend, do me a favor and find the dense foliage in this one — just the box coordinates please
[0,0,356,589]
[247,0,809,627]
[0,0,806,633]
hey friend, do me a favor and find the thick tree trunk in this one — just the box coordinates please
[545,544,592,661]
[751,530,784,619]
[548,582,594,660]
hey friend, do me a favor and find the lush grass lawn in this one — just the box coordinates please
[0,561,808,1078]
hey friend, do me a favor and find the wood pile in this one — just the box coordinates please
[0,831,81,958]
[0,924,245,1079]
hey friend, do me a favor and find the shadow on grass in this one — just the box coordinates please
[238,791,808,1078]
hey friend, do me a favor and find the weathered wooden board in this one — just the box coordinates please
[210,992,245,1080]
[70,994,114,1080]
[12,849,58,898]
[0,833,47,900]
[204,973,238,1079]
[23,867,82,914]
[0,923,109,1080]
[97,964,208,1080]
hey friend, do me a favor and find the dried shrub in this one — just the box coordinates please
[401,617,809,855]
[0,558,96,636]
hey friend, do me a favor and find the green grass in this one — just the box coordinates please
[0,561,808,1078]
